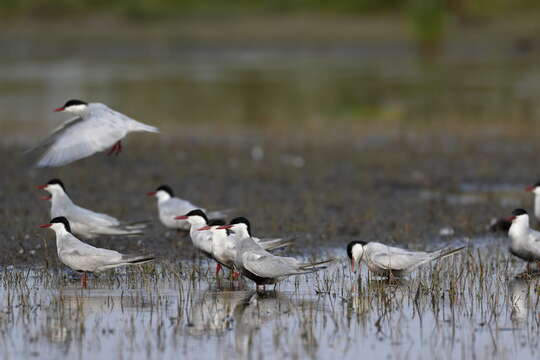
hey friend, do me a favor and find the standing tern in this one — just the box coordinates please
[38,178,146,239]
[217,218,333,291]
[507,208,540,270]
[174,209,233,277]
[200,217,293,277]
[30,99,159,167]
[489,180,540,232]
[175,209,216,259]
[347,241,464,277]
[147,185,228,231]
[39,217,154,287]
[525,181,540,222]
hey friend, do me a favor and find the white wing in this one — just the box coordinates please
[26,116,82,154]
[59,235,123,271]
[161,198,200,218]
[68,204,121,228]
[36,113,127,167]
[368,244,430,271]
[242,251,299,278]
[528,229,540,242]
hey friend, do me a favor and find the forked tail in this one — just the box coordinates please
[299,258,336,272]
[124,255,155,265]
[434,246,466,261]
[261,237,295,251]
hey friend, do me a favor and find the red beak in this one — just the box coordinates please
[216,225,233,230]
[39,224,52,228]
[37,185,47,190]
[54,107,65,112]
[198,226,212,231]
[175,215,188,220]
[507,216,516,222]
[146,191,156,196]
[525,186,535,192]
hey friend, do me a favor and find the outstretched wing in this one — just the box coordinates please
[26,116,82,154]
[36,115,126,167]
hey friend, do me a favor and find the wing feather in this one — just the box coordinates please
[36,116,126,167]
[242,252,298,278]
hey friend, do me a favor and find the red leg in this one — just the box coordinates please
[107,141,119,156]
[215,263,222,277]
[232,271,240,280]
[115,140,122,156]
[81,272,88,288]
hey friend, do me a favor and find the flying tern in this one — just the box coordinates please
[30,99,159,167]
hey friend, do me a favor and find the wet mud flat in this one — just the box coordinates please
[1,131,540,265]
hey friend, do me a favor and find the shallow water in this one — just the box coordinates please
[0,240,538,360]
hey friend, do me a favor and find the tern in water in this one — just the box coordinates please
[199,217,292,277]
[178,211,291,276]
[217,218,333,291]
[147,185,228,232]
[489,181,540,232]
[37,178,147,239]
[39,217,154,287]
[507,208,540,271]
[525,181,540,222]
[347,240,464,278]
[30,99,159,167]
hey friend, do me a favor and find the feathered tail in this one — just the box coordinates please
[131,120,160,133]
[260,237,295,251]
[122,254,155,265]
[299,258,336,273]
[432,246,466,262]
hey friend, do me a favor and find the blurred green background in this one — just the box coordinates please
[2,0,540,143]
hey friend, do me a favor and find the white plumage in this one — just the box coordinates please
[40,217,153,274]
[31,100,159,167]
[38,179,146,239]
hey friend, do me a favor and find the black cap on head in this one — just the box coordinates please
[63,99,87,108]
[185,209,208,223]
[156,185,174,197]
[229,217,251,236]
[46,178,66,191]
[50,216,72,233]
[512,208,528,216]
[534,181,540,188]
[346,241,367,259]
